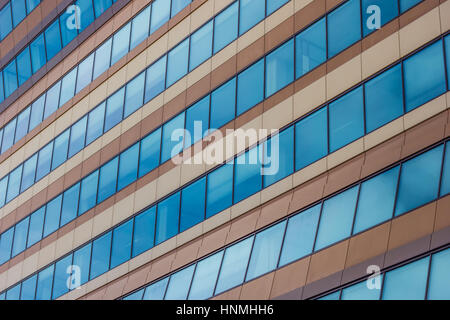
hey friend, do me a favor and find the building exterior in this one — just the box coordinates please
[0,0,448,301]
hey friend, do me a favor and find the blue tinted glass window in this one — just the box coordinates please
[60,183,80,227]
[188,251,223,300]
[362,0,398,36]
[215,236,254,295]
[68,116,87,158]
[16,107,31,143]
[155,192,180,245]
[234,147,262,203]
[267,0,288,15]
[180,177,206,232]
[44,81,61,120]
[161,112,185,163]
[21,274,37,300]
[428,249,450,300]
[26,0,40,13]
[105,87,125,132]
[6,284,21,300]
[52,129,69,170]
[86,102,105,145]
[30,34,46,73]
[189,21,213,71]
[59,68,77,107]
[111,219,133,268]
[0,72,4,102]
[124,72,145,118]
[341,280,381,300]
[118,143,139,191]
[213,2,238,54]
[27,207,45,247]
[123,289,144,300]
[264,127,294,186]
[382,257,429,300]
[171,0,190,17]
[441,142,450,196]
[279,204,321,266]
[60,9,78,47]
[400,0,422,13]
[29,95,45,131]
[446,36,450,89]
[90,232,112,279]
[395,145,443,216]
[12,217,29,257]
[240,0,265,35]
[79,170,99,215]
[329,86,364,152]
[246,221,286,281]
[132,206,156,257]
[150,0,170,34]
[365,64,404,132]
[185,96,209,148]
[210,78,236,129]
[167,38,189,87]
[315,186,359,251]
[4,60,18,97]
[327,0,361,57]
[21,154,37,193]
[36,265,54,300]
[354,166,399,233]
[76,0,95,30]
[0,4,13,40]
[130,6,150,50]
[143,277,169,300]
[165,265,195,300]
[111,22,131,65]
[43,195,62,237]
[2,119,16,153]
[52,254,72,299]
[266,39,294,97]
[206,163,233,218]
[36,142,53,181]
[73,243,91,286]
[295,17,326,79]
[98,157,118,203]
[93,38,112,80]
[0,228,13,264]
[404,40,446,112]
[45,19,62,61]
[6,165,22,203]
[11,0,26,27]
[93,0,111,18]
[237,59,264,116]
[145,56,167,102]
[17,47,32,86]
[139,129,161,177]
[76,54,94,94]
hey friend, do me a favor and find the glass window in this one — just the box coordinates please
[143,277,169,300]
[29,95,45,131]
[60,9,78,47]
[118,143,139,191]
[446,36,450,89]
[36,142,53,181]
[206,163,233,218]
[45,19,62,61]
[0,176,8,207]
[2,119,16,154]
[315,186,359,251]
[111,22,131,65]
[180,177,206,232]
[52,129,69,170]
[26,0,40,13]
[60,183,80,227]
[43,81,61,120]
[341,280,381,300]
[86,102,105,146]
[167,38,189,87]
[189,20,213,71]
[93,0,111,18]
[264,127,294,186]
[161,112,185,164]
[59,68,77,107]
[164,265,195,300]
[98,156,118,203]
[234,147,262,203]
[171,0,190,17]
[79,170,99,215]
[139,128,161,177]
[150,0,170,34]
[6,283,21,300]
[132,206,156,257]
[237,58,264,116]
[110,219,133,268]
[279,204,321,266]
[295,17,326,79]
[188,251,223,300]
[52,254,72,299]
[30,34,46,73]
[27,207,45,247]
[441,142,450,196]
[20,274,37,300]
[382,257,429,300]
[0,228,14,265]
[4,60,18,97]
[213,1,238,54]
[36,265,54,300]
[68,116,87,158]
[93,38,112,80]
[239,0,265,35]
[76,0,95,30]
[395,145,443,216]
[124,72,145,118]
[354,166,399,234]
[0,71,4,103]
[184,96,209,148]
[0,4,13,40]
[123,289,144,300]
[404,40,446,112]
[130,6,150,50]
[210,77,236,129]
[155,192,180,244]
[215,236,254,295]
[328,0,361,58]
[104,87,125,132]
[267,0,288,14]
[11,0,26,27]
[265,38,294,97]
[76,53,94,94]
[17,47,32,86]
[73,243,91,286]
[362,0,398,36]
[6,165,23,203]
[90,232,112,279]
[43,195,62,237]
[329,86,364,152]
[428,248,450,300]
[12,217,29,257]
[400,0,422,13]
[145,56,167,102]
[246,221,286,281]
[21,154,37,193]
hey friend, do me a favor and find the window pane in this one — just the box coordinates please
[76,0,95,31]
[382,257,429,300]
[93,38,112,80]
[130,6,150,50]
[428,248,450,300]
[30,34,46,73]
[264,127,294,186]
[143,277,169,300]
[0,228,14,264]
[60,183,80,227]
[246,221,286,281]
[12,217,29,257]
[52,129,69,170]
[441,142,450,196]
[6,284,21,300]
[26,0,40,13]
[36,265,54,300]
[145,56,167,102]
[354,166,399,234]
[161,112,185,163]
[139,128,161,177]
[237,58,264,116]
[265,39,294,97]
[171,0,190,17]
[79,170,99,215]
[6,165,23,203]
[362,0,398,36]
[52,254,72,299]
[27,207,45,247]
[341,280,381,300]
[110,220,133,268]
[98,157,118,203]
[189,20,213,71]
[111,22,131,65]
[123,289,144,300]
[11,0,26,28]
[68,116,87,158]
[44,81,61,120]
[29,95,45,131]
[215,236,254,295]
[45,19,62,61]
[279,204,321,266]
[0,4,13,40]
[105,87,125,132]
[0,72,4,103]
[2,119,16,153]
[132,206,156,257]
[328,0,361,57]
[118,143,139,191]
[93,0,111,18]
[446,36,450,89]
[90,232,112,279]
[17,47,32,86]
[60,9,78,47]
[184,96,209,148]
[295,17,326,79]
[180,177,206,232]
[86,102,105,145]
[315,186,359,251]
[400,0,422,13]
[21,154,37,193]
[210,78,236,129]
[59,68,77,107]
[36,142,53,181]
[73,243,91,286]
[395,145,443,216]
[239,0,265,35]
[150,0,170,34]
[155,192,180,244]
[188,251,223,300]
[4,60,18,97]
[165,265,195,300]
[21,274,37,300]
[234,147,262,203]
[206,163,233,218]
[404,40,446,112]
[124,72,145,118]
[76,54,94,94]
[167,38,189,87]
[267,0,288,14]
[43,195,62,237]
[213,2,238,54]
[329,86,364,152]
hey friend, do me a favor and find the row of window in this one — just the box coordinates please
[318,247,450,300]
[0,34,448,268]
[0,0,41,41]
[117,142,450,301]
